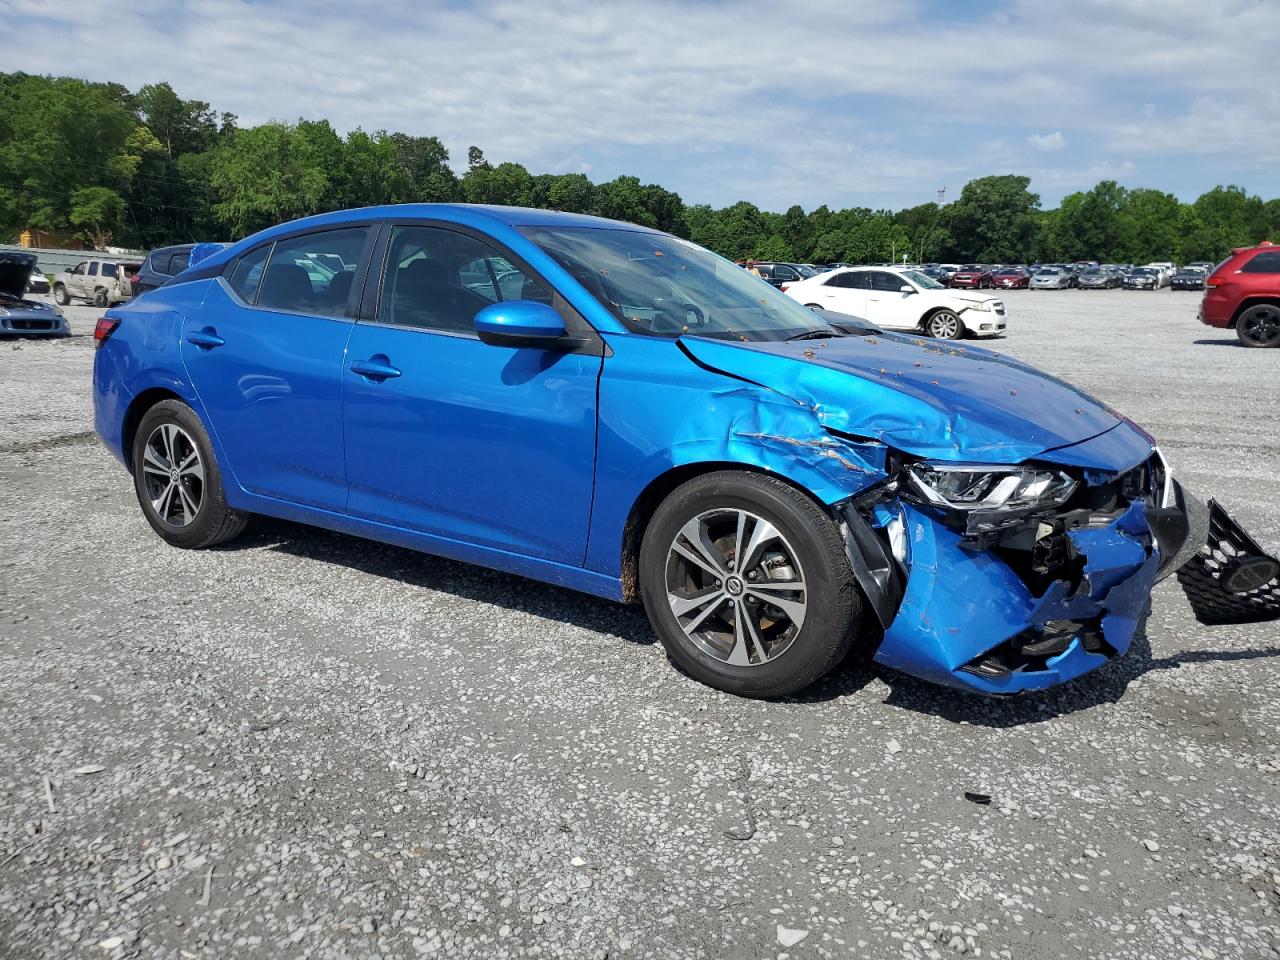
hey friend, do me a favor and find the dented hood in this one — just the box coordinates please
[680,332,1124,464]
[0,252,37,300]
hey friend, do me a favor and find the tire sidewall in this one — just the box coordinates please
[639,473,857,698]
[131,399,235,548]
[54,285,69,305]
[1237,307,1279,348]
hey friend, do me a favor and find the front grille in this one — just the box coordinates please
[12,319,54,331]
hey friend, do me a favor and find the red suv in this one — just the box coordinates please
[1201,242,1280,347]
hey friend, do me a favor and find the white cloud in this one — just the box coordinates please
[3,0,1277,208]
[1027,132,1067,152]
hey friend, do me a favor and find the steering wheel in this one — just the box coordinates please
[649,299,705,334]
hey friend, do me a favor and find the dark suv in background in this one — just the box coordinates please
[134,244,197,296]
[1201,242,1280,347]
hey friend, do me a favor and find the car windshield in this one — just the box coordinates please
[899,270,943,290]
[1037,268,1061,275]
[522,227,835,341]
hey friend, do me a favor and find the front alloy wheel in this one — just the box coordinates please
[639,471,860,698]
[665,508,807,667]
[1237,304,1280,348]
[926,310,964,339]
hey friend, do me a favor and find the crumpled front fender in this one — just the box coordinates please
[874,501,1160,695]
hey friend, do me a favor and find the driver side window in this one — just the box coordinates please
[376,226,552,334]
[868,272,906,292]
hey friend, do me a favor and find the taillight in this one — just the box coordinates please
[1206,276,1223,288]
[93,317,119,346]
[780,282,793,292]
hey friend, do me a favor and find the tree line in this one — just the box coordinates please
[2,72,1277,264]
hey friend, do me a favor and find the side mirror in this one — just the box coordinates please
[474,300,567,348]
[900,285,915,294]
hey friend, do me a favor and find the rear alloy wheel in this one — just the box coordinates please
[132,399,248,548]
[925,310,964,340]
[53,284,70,306]
[639,471,860,698]
[1236,304,1280,348]
[94,287,109,307]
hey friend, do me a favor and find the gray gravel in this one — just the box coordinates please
[2,289,1278,960]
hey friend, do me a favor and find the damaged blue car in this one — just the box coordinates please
[91,205,1280,697]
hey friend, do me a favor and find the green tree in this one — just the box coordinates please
[461,161,535,206]
[944,175,1040,262]
[68,186,126,249]
[0,73,149,241]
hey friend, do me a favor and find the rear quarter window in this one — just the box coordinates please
[1240,251,1280,274]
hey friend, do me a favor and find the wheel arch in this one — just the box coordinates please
[121,387,185,471]
[618,461,836,602]
[1229,296,1280,329]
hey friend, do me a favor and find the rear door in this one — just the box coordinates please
[808,270,869,317]
[180,226,372,510]
[341,222,603,564]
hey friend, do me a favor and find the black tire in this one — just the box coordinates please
[638,471,861,698]
[1236,304,1280,348]
[53,284,70,306]
[131,399,248,549]
[94,287,108,307]
[924,309,965,340]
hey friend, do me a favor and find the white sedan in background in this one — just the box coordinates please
[782,266,1006,340]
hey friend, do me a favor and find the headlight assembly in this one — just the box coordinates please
[906,462,1078,512]
[965,301,992,312]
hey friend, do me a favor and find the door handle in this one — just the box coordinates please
[187,328,225,349]
[350,357,402,381]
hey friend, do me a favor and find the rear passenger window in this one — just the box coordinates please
[169,251,191,274]
[1241,252,1280,274]
[225,244,271,303]
[376,225,552,333]
[101,263,118,278]
[257,228,369,317]
[151,253,172,275]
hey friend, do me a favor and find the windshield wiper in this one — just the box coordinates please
[784,328,842,342]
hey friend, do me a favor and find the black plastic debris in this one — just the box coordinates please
[1177,499,1280,625]
[964,792,992,805]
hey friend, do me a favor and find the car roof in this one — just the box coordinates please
[192,203,664,275]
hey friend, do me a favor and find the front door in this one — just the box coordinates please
[861,270,918,330]
[342,223,602,565]
[179,226,371,511]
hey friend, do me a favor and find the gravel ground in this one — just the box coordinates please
[1,289,1277,960]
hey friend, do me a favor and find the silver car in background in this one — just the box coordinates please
[1030,267,1072,289]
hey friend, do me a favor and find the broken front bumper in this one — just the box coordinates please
[840,468,1279,695]
[870,498,1164,695]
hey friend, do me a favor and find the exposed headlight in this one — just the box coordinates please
[965,300,993,312]
[907,462,1078,511]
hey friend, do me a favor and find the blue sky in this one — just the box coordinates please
[6,0,1278,212]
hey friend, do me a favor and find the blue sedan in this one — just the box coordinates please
[91,205,1278,697]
